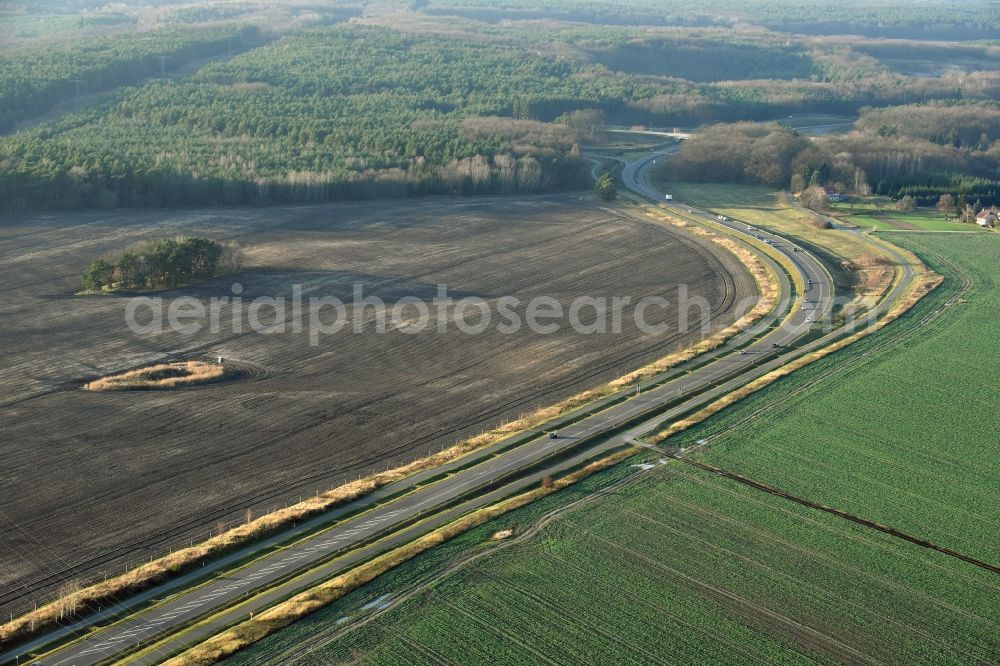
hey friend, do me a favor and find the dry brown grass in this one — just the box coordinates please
[0,203,780,651]
[161,449,639,666]
[841,252,896,313]
[84,361,225,391]
[117,213,806,665]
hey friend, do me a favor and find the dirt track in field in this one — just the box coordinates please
[0,194,755,614]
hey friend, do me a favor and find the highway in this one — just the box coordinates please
[6,147,914,666]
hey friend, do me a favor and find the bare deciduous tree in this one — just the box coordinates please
[936,194,956,219]
[800,185,829,212]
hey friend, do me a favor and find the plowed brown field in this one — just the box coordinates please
[0,194,754,614]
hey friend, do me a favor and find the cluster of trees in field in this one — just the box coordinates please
[0,25,257,132]
[82,237,239,292]
[663,120,1000,207]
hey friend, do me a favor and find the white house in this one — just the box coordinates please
[824,187,847,202]
[975,209,997,227]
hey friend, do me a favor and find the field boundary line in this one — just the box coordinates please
[167,257,968,666]
[670,456,1000,576]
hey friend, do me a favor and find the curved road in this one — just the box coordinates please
[5,149,915,666]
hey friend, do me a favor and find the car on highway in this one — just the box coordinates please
[548,431,558,439]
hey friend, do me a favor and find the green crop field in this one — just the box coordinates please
[224,465,1000,665]
[888,212,979,232]
[225,233,1000,665]
[842,211,977,232]
[680,232,1000,563]
[844,213,900,230]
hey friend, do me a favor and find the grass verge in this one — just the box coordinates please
[155,229,929,664]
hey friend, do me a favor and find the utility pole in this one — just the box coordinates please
[635,378,641,396]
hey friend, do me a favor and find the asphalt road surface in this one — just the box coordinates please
[7,148,915,666]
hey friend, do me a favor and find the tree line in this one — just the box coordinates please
[82,237,239,292]
[856,102,1000,149]
[663,120,1000,208]
[427,0,999,39]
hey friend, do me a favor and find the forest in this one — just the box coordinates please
[855,102,1000,148]
[1,1,998,212]
[664,123,813,188]
[425,0,1000,39]
[1,25,612,210]
[0,25,257,132]
[579,34,818,81]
